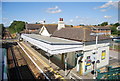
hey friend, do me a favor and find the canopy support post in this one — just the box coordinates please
[49,53,51,64]
[64,53,67,76]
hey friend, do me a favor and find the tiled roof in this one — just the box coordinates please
[26,24,72,34]
[20,30,40,34]
[44,24,58,34]
[85,26,111,30]
[52,28,110,42]
[26,24,43,30]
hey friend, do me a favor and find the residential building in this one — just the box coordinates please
[91,26,111,35]
[25,24,43,34]
[25,18,72,35]
[39,18,71,36]
[73,26,111,35]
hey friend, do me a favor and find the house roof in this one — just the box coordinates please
[92,26,111,30]
[84,26,111,30]
[26,24,72,34]
[52,28,111,42]
[44,24,72,34]
[44,24,58,34]
[26,24,43,30]
[73,26,83,28]
[20,30,40,34]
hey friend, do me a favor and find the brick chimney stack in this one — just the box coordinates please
[59,18,63,21]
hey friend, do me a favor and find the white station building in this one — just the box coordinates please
[21,18,110,75]
[21,33,110,75]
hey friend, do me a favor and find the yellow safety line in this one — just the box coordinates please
[20,42,65,80]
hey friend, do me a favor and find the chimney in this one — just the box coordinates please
[59,18,63,21]
[58,18,65,30]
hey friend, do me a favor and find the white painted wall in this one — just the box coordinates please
[39,26,51,36]
[58,21,65,30]
[82,43,109,75]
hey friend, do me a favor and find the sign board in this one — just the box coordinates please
[91,54,96,62]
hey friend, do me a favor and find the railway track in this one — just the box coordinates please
[7,43,36,80]
[10,47,23,80]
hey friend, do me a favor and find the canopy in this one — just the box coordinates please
[21,34,83,55]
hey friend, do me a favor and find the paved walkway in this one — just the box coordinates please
[110,50,119,60]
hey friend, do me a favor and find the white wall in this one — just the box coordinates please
[58,21,65,30]
[40,26,51,36]
[82,43,109,75]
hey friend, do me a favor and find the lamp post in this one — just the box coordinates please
[90,32,104,79]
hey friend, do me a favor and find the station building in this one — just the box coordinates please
[21,18,111,75]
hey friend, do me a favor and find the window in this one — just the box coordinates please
[101,50,106,60]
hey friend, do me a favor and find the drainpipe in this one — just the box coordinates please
[76,56,81,72]
[49,53,51,64]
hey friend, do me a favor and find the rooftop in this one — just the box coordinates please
[21,34,83,54]
[23,34,82,45]
[52,27,111,42]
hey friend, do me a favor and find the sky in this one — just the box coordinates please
[2,0,119,2]
[1,1,119,26]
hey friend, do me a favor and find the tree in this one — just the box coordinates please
[110,23,120,35]
[100,22,108,26]
[79,24,84,26]
[110,26,117,35]
[8,21,25,34]
[0,24,5,38]
[113,23,120,27]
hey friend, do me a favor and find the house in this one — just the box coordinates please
[25,18,72,35]
[91,26,111,35]
[25,24,43,34]
[39,18,72,36]
[39,24,58,36]
[73,26,111,35]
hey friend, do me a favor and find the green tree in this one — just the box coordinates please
[8,21,25,34]
[113,23,120,27]
[110,23,120,35]
[100,22,108,26]
[0,24,5,38]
